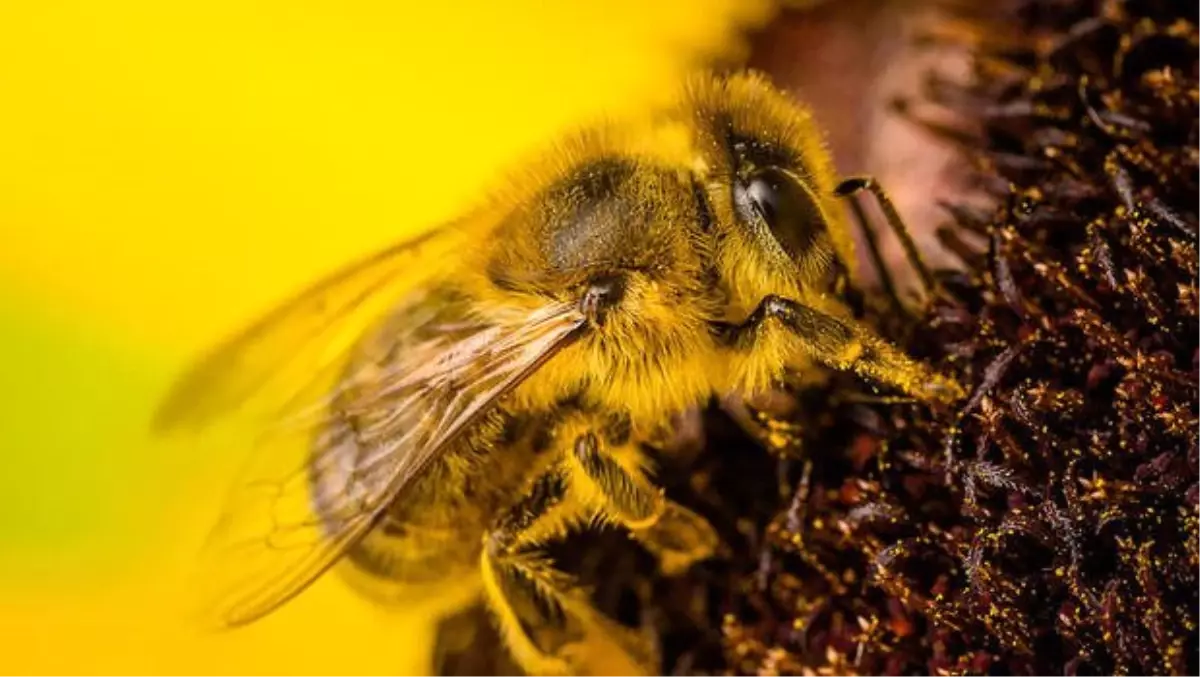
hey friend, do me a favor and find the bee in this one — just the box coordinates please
[155,70,962,676]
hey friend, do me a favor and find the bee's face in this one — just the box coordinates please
[683,72,855,312]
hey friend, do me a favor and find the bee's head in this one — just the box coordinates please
[682,71,856,314]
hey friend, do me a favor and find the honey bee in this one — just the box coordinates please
[156,71,962,675]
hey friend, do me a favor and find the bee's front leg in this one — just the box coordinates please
[717,295,964,404]
[567,431,718,576]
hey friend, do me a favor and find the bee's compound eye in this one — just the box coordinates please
[743,172,782,226]
[734,167,825,258]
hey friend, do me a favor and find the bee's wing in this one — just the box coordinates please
[154,223,586,628]
[196,301,583,628]
[155,226,471,431]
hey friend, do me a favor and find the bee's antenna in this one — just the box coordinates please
[836,176,937,295]
[841,187,902,312]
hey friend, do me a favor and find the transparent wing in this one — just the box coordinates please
[154,225,469,432]
[194,299,584,628]
[153,221,586,628]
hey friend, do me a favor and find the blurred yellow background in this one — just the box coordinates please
[0,0,772,673]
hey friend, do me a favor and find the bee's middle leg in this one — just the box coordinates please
[567,429,718,576]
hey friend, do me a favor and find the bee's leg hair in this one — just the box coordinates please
[718,295,964,404]
[568,431,718,576]
[479,467,576,676]
[835,175,936,294]
[479,465,655,676]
